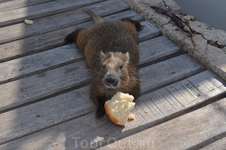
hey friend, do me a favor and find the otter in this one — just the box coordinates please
[64,9,142,118]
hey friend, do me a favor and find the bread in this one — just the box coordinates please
[128,113,135,120]
[104,92,135,125]
[24,19,33,25]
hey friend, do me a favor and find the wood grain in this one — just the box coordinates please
[139,35,180,65]
[1,1,224,149]
[0,0,128,44]
[0,0,104,27]
[0,0,54,12]
[100,86,226,150]
[0,40,183,112]
[0,35,175,84]
[0,54,204,144]
[140,54,204,93]
[1,71,225,148]
[0,10,146,62]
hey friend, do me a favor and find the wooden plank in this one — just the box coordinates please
[0,0,128,44]
[0,54,204,144]
[0,10,147,62]
[0,0,105,27]
[0,86,94,145]
[139,36,181,65]
[0,44,82,84]
[0,52,196,112]
[100,92,226,150]
[140,54,204,93]
[200,137,226,150]
[1,71,225,149]
[139,21,161,42]
[0,0,54,12]
[0,20,160,82]
[0,61,89,112]
[0,35,174,84]
[0,53,202,112]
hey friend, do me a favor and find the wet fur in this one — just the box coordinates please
[64,10,142,118]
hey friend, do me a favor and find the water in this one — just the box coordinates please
[173,0,226,31]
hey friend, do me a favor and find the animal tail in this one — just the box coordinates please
[86,9,104,24]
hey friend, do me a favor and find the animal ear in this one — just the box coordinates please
[64,28,86,45]
[121,18,143,31]
[100,51,105,59]
[125,52,130,63]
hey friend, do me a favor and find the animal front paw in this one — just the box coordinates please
[95,108,105,119]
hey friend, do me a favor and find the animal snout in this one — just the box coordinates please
[104,75,119,87]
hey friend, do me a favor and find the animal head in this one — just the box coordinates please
[100,51,130,89]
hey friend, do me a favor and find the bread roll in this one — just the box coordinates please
[104,92,135,125]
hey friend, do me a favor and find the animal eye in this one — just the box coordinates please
[102,65,106,69]
[119,65,124,69]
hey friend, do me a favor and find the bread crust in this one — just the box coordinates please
[104,103,120,125]
[128,113,135,120]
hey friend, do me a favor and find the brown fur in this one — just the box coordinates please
[64,10,142,118]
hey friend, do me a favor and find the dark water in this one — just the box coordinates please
[174,0,226,31]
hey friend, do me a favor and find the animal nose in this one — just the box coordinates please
[104,76,118,87]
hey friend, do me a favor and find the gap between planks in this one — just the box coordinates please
[0,46,190,113]
[0,0,128,44]
[100,93,226,150]
[0,54,204,144]
[1,70,226,148]
[0,35,177,85]
[0,9,147,63]
[0,0,105,28]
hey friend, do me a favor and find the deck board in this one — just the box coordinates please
[0,0,226,149]
[1,71,225,149]
[0,0,55,12]
[0,53,200,114]
[0,21,161,83]
[0,0,105,28]
[0,10,147,62]
[99,88,226,150]
[0,0,128,44]
[0,54,203,144]
[200,137,226,150]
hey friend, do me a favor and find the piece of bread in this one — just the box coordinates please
[128,113,135,120]
[104,92,135,125]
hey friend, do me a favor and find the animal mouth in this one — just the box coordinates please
[105,85,118,89]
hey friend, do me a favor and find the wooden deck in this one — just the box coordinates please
[0,0,226,149]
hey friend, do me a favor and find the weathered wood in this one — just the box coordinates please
[1,71,225,149]
[0,35,175,84]
[0,44,82,84]
[0,0,128,44]
[139,35,180,65]
[0,10,146,62]
[139,21,161,42]
[0,0,105,27]
[0,52,194,112]
[0,0,54,12]
[100,93,226,150]
[0,61,89,112]
[0,20,159,82]
[0,86,94,145]
[0,54,204,144]
[140,54,204,93]
[200,137,226,150]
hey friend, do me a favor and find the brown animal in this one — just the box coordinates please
[64,9,142,118]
